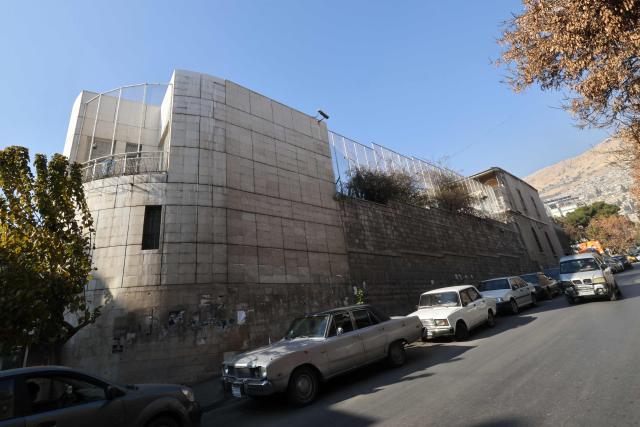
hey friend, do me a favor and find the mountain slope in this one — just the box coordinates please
[524,139,637,221]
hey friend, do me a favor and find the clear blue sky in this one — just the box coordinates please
[0,0,608,178]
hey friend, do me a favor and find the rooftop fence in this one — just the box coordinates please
[328,131,507,220]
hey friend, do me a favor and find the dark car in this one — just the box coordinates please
[520,272,561,299]
[612,255,632,270]
[0,366,200,427]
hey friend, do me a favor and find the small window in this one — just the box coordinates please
[460,290,472,306]
[142,206,162,250]
[544,232,557,256]
[0,380,14,421]
[517,189,529,214]
[530,196,541,218]
[329,312,354,336]
[467,288,481,301]
[509,279,520,289]
[352,310,374,329]
[25,375,106,415]
[531,227,544,252]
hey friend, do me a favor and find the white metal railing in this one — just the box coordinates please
[81,151,168,182]
[329,131,508,220]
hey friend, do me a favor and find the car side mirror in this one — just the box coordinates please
[106,386,123,400]
[336,327,344,336]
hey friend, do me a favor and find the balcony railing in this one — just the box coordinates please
[81,151,168,182]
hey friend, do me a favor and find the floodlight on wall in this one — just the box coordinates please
[316,110,330,123]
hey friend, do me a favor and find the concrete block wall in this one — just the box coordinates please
[339,198,539,316]
[63,70,351,384]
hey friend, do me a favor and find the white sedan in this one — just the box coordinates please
[477,276,537,314]
[408,285,497,341]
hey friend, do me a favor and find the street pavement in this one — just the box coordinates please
[202,266,640,427]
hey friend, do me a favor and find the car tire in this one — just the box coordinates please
[531,293,537,307]
[421,336,429,342]
[387,341,407,367]
[287,366,319,406]
[610,285,619,301]
[510,298,519,314]
[486,310,495,328]
[566,295,575,305]
[146,415,180,427]
[455,321,469,341]
[545,289,553,300]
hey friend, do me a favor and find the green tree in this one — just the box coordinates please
[0,146,99,360]
[562,201,620,228]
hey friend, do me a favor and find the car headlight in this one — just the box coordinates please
[495,297,503,303]
[260,366,268,379]
[434,319,449,326]
[592,277,606,284]
[181,387,196,402]
[223,364,229,375]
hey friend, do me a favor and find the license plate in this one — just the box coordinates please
[231,384,242,398]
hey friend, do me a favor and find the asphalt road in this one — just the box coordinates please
[203,266,640,427]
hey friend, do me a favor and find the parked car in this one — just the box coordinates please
[626,254,638,263]
[520,272,561,299]
[612,255,632,270]
[604,257,624,273]
[477,276,537,314]
[0,366,201,427]
[560,253,622,304]
[409,286,496,341]
[221,305,422,405]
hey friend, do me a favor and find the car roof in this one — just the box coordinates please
[0,365,79,378]
[312,304,376,315]
[560,253,599,262]
[480,276,516,282]
[420,285,477,295]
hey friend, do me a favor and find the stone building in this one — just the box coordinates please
[471,167,566,267]
[62,70,350,383]
[61,70,551,384]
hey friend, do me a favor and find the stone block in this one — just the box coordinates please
[201,75,225,101]
[256,214,283,248]
[173,70,201,98]
[228,244,258,283]
[304,222,328,252]
[197,206,227,243]
[299,175,322,207]
[226,123,253,160]
[272,102,294,129]
[171,114,200,148]
[277,169,301,202]
[258,247,286,284]
[254,163,279,198]
[225,81,251,113]
[275,140,298,173]
[226,154,254,192]
[308,252,331,284]
[252,132,276,166]
[249,91,273,122]
[173,95,213,117]
[282,219,307,251]
[227,210,257,246]
[284,250,310,283]
[291,109,312,137]
[325,225,346,253]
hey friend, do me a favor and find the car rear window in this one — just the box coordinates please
[520,274,539,284]
[478,279,510,291]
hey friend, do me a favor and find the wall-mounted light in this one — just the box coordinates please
[316,109,329,123]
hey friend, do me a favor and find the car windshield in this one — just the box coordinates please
[560,258,599,273]
[478,279,510,291]
[544,268,560,280]
[285,315,329,339]
[520,274,539,284]
[419,292,460,307]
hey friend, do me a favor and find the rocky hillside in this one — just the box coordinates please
[524,138,638,221]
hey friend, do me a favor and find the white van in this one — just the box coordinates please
[559,253,622,303]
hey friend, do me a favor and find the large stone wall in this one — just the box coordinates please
[339,198,538,315]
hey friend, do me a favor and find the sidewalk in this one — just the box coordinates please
[191,375,230,412]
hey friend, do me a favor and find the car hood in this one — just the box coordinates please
[128,383,183,395]
[224,338,322,367]
[559,270,605,282]
[408,306,461,319]
[479,290,510,300]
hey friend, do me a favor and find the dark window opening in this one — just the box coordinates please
[517,189,529,214]
[530,196,541,218]
[531,227,543,252]
[142,205,162,250]
[544,231,557,255]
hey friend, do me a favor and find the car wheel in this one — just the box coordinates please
[510,298,519,314]
[387,341,407,367]
[421,336,429,342]
[486,310,495,328]
[287,366,319,406]
[566,295,575,305]
[531,293,537,307]
[610,285,619,301]
[545,289,553,300]
[146,415,180,427]
[455,321,469,341]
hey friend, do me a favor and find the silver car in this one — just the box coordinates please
[222,305,422,405]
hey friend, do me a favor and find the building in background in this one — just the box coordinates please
[472,167,566,266]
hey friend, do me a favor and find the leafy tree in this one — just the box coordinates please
[498,0,640,142]
[562,201,620,228]
[0,146,99,360]
[345,167,428,205]
[586,214,637,253]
